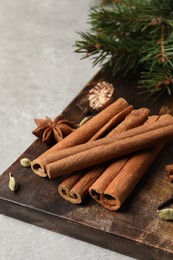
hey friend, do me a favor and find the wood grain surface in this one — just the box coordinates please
[1,68,173,260]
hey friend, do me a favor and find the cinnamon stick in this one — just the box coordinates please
[89,158,128,202]
[31,98,129,177]
[55,106,144,203]
[59,165,108,203]
[89,115,164,210]
[165,164,173,182]
[58,108,150,203]
[47,115,173,179]
[101,145,164,210]
[46,114,172,166]
[90,107,150,141]
[44,105,133,165]
[89,105,133,141]
[58,172,85,200]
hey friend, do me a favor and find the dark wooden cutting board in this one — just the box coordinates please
[1,68,173,260]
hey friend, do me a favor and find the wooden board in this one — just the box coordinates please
[1,68,173,260]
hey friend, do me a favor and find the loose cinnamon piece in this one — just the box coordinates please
[31,98,129,177]
[165,164,173,182]
[58,108,150,203]
[47,115,173,179]
[89,115,164,210]
[46,114,172,166]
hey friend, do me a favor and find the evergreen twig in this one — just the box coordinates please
[75,0,173,98]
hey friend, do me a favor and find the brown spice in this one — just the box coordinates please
[58,107,150,204]
[45,114,172,169]
[89,81,114,111]
[31,98,129,177]
[46,114,173,179]
[89,105,133,141]
[89,115,165,210]
[44,105,134,166]
[103,145,164,210]
[32,115,74,144]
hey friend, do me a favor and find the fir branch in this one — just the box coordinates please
[160,23,166,63]
[75,0,173,98]
[139,61,173,96]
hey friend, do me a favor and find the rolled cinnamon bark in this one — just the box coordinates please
[101,144,164,210]
[58,172,85,199]
[46,114,172,167]
[59,165,108,203]
[90,107,150,141]
[47,116,173,178]
[165,164,173,182]
[31,98,129,177]
[89,105,133,141]
[89,115,162,209]
[89,158,128,202]
[58,107,150,203]
[44,105,133,165]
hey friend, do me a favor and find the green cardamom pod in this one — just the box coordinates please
[9,173,19,192]
[157,208,173,220]
[78,116,92,127]
[20,158,31,168]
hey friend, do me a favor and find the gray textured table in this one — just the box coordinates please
[0,1,133,259]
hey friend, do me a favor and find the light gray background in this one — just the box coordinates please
[0,1,134,259]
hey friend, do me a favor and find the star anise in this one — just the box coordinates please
[32,115,75,144]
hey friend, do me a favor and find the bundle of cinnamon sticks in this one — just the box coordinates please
[31,97,173,211]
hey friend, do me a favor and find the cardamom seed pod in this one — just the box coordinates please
[78,116,92,127]
[9,173,19,192]
[157,208,173,220]
[20,158,31,168]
